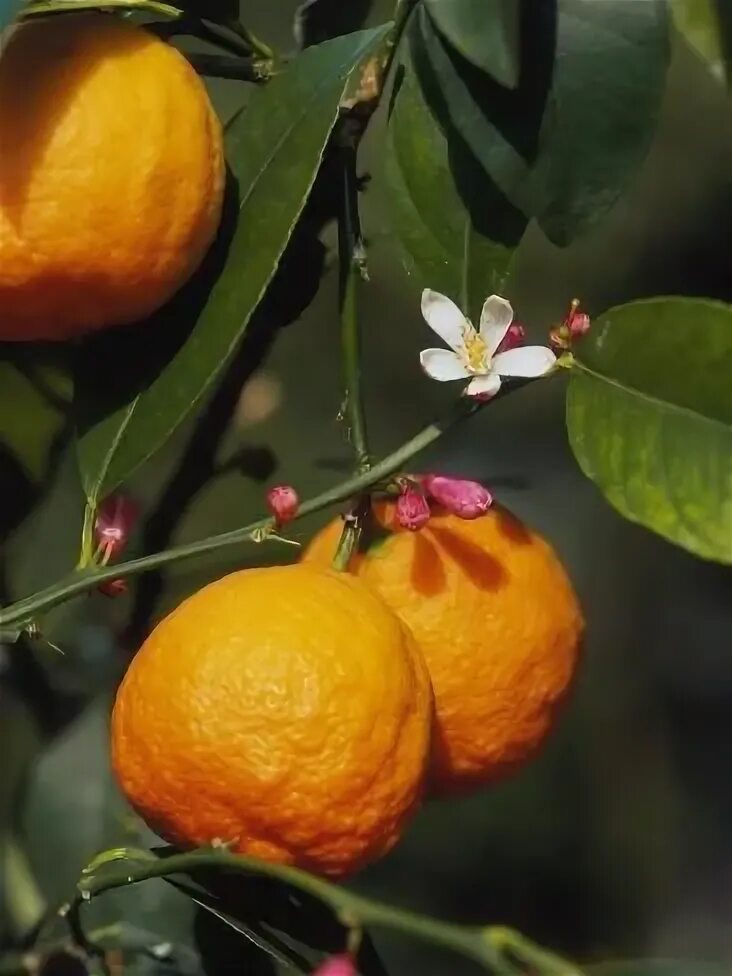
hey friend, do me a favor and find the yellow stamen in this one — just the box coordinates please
[462,328,488,373]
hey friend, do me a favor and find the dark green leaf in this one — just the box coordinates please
[566,297,732,563]
[0,0,22,29]
[412,0,670,244]
[424,0,519,88]
[78,846,390,976]
[75,26,389,507]
[0,352,70,481]
[385,48,525,321]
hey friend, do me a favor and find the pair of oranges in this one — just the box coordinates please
[0,15,583,880]
[112,503,583,879]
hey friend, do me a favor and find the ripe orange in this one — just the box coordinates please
[111,564,432,878]
[0,13,224,341]
[304,502,583,795]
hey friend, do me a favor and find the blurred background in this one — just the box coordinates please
[1,1,731,973]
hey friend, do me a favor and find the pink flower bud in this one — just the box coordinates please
[495,321,526,354]
[396,486,431,531]
[266,485,299,525]
[313,956,357,976]
[567,309,590,337]
[94,494,138,563]
[97,578,128,599]
[423,475,493,520]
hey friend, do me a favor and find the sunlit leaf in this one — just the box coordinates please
[672,0,728,84]
[75,26,389,507]
[566,297,732,563]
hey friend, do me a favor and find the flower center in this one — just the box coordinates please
[462,329,488,373]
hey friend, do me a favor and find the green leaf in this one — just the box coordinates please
[672,0,728,84]
[75,25,389,507]
[0,354,70,481]
[424,0,519,88]
[22,0,183,17]
[566,297,732,564]
[411,0,670,245]
[21,699,198,947]
[385,48,525,321]
[0,0,22,29]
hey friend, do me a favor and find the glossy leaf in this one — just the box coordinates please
[385,49,525,321]
[412,1,670,244]
[672,0,728,84]
[424,0,519,88]
[566,297,732,563]
[75,26,389,507]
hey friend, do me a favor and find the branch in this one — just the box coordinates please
[68,846,582,976]
[0,379,538,632]
[0,398,472,628]
[337,141,370,473]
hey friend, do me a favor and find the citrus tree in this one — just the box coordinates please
[0,1,729,975]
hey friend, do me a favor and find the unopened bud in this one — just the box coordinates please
[396,486,431,531]
[266,485,299,525]
[313,956,357,976]
[423,475,493,520]
[94,494,138,564]
[567,309,590,337]
[496,321,526,354]
[97,578,128,598]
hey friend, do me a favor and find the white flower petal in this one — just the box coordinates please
[479,295,514,355]
[420,348,470,382]
[492,345,557,377]
[465,372,502,399]
[421,289,470,353]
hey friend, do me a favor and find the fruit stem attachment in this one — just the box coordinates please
[332,497,370,573]
[66,846,582,976]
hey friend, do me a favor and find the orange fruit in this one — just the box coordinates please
[304,502,583,795]
[0,13,224,341]
[111,563,432,878]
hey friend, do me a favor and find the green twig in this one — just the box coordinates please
[338,142,370,473]
[225,18,274,63]
[0,398,485,630]
[183,52,266,82]
[69,846,580,976]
